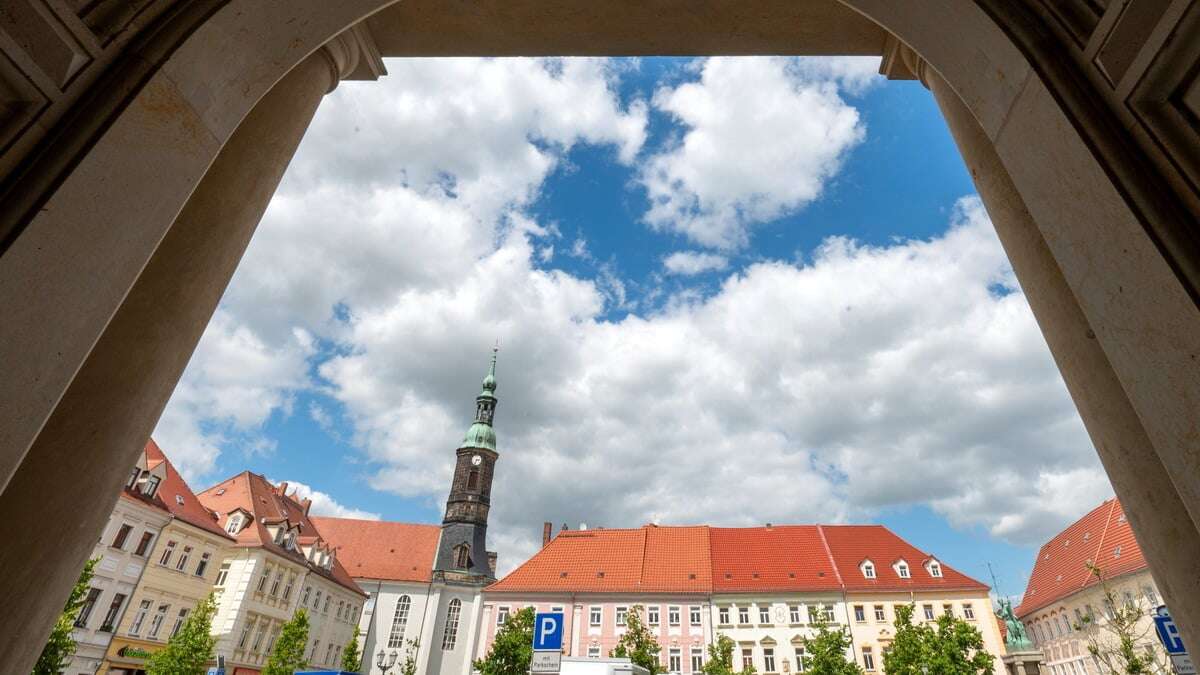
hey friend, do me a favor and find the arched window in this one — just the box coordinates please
[454,544,471,569]
[442,599,462,650]
[467,470,480,490]
[226,514,243,534]
[387,595,411,648]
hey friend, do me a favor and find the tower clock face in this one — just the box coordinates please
[471,454,482,466]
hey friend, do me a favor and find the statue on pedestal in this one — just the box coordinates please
[996,598,1034,650]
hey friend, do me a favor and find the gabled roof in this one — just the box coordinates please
[197,472,365,597]
[488,525,711,594]
[144,439,234,540]
[488,523,986,596]
[311,517,441,583]
[710,526,841,591]
[1015,498,1147,618]
[820,525,987,592]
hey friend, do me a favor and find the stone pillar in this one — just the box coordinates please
[0,35,365,674]
[926,69,1200,656]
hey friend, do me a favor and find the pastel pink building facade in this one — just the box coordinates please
[475,596,714,672]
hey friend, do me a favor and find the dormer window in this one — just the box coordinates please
[226,514,244,534]
[127,467,140,489]
[861,560,876,579]
[926,560,942,578]
[895,560,910,579]
[141,474,161,498]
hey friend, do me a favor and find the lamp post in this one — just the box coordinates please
[377,648,399,674]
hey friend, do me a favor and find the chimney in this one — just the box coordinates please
[487,551,498,575]
[561,523,570,532]
[302,497,313,515]
[542,522,553,547]
[277,481,288,496]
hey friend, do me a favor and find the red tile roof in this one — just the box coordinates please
[489,525,711,594]
[310,517,441,583]
[488,524,987,595]
[1015,499,1147,618]
[197,472,365,597]
[820,524,987,592]
[144,439,235,540]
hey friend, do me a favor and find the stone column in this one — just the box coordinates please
[926,68,1200,655]
[0,35,366,674]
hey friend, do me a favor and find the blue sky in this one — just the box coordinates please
[155,57,1113,599]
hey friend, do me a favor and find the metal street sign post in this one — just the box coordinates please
[1155,605,1195,675]
[532,612,565,674]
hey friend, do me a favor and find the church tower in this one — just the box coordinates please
[433,348,500,581]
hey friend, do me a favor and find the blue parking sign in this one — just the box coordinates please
[533,612,564,651]
[1156,605,1188,655]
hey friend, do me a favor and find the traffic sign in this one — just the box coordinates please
[532,651,563,673]
[1156,606,1189,655]
[533,612,565,651]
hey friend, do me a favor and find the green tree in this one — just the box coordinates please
[475,607,535,675]
[33,557,98,675]
[264,608,310,675]
[882,604,994,675]
[398,638,421,675]
[1077,564,1168,675]
[611,605,663,675]
[702,634,756,675]
[145,593,218,674]
[802,616,864,675]
[341,624,363,672]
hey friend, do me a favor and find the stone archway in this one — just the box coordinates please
[0,2,1196,671]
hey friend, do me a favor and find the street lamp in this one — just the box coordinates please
[377,648,399,673]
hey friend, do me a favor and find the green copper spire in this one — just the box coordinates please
[459,347,499,451]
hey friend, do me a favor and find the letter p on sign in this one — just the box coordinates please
[533,612,564,651]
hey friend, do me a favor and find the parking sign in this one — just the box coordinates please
[533,612,564,651]
[1156,606,1188,655]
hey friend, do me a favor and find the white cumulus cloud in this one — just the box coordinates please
[277,479,382,520]
[663,251,729,275]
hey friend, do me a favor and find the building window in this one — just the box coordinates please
[943,604,954,617]
[670,648,682,673]
[129,599,152,635]
[823,605,835,622]
[808,606,820,623]
[238,618,255,649]
[1122,591,1135,609]
[170,608,189,638]
[270,570,283,596]
[670,606,681,626]
[862,647,875,671]
[76,588,102,628]
[134,531,155,557]
[467,470,480,490]
[794,648,807,672]
[690,606,702,626]
[112,524,133,550]
[1062,614,1073,634]
[326,642,337,665]
[1104,599,1116,620]
[862,560,876,578]
[923,604,935,621]
[590,606,602,626]
[963,604,975,620]
[692,647,704,672]
[301,586,312,606]
[719,606,731,625]
[497,606,511,626]
[310,640,320,661]
[896,561,910,578]
[324,594,331,613]
[214,562,231,586]
[388,595,412,648]
[616,606,629,627]
[337,600,345,619]
[257,566,271,593]
[854,605,866,622]
[763,648,776,672]
[789,605,802,624]
[148,603,170,639]
[267,625,281,652]
[738,606,750,625]
[252,619,268,651]
[159,540,177,566]
[928,560,943,577]
[742,649,754,671]
[226,513,243,534]
[648,606,660,626]
[874,605,886,622]
[589,645,601,659]
[442,598,462,650]
[1143,586,1159,607]
[454,543,471,569]
[127,466,141,489]
[175,545,192,571]
[282,574,294,600]
[195,551,211,577]
[99,593,126,632]
[142,474,161,498]
[759,606,771,624]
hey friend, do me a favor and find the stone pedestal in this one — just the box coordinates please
[1002,649,1046,675]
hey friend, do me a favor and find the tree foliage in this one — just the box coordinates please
[475,607,535,675]
[264,608,310,675]
[398,638,421,675]
[611,605,663,675]
[145,593,218,674]
[701,633,756,675]
[341,624,363,672]
[882,604,994,675]
[1077,565,1168,675]
[802,616,864,675]
[33,557,98,675]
